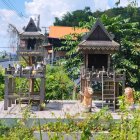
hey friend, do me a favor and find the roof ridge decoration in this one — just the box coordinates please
[84,18,113,41]
[24,18,38,32]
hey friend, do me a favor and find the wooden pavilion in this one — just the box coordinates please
[78,19,125,111]
[4,18,46,110]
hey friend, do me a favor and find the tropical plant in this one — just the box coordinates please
[54,7,93,27]
[45,65,74,100]
[56,33,83,80]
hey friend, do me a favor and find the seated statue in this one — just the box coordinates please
[81,87,93,112]
[124,87,134,104]
[124,87,135,110]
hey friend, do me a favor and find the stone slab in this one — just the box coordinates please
[0,100,121,120]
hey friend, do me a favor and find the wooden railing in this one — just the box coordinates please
[80,67,126,82]
[5,65,46,78]
[17,45,44,54]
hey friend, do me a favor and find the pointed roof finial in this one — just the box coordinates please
[24,17,38,32]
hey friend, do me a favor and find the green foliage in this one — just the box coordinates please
[107,109,140,140]
[0,106,35,140]
[0,121,9,137]
[54,6,140,28]
[0,126,35,140]
[58,14,140,89]
[104,15,140,88]
[0,104,140,140]
[0,66,4,83]
[102,15,140,89]
[0,66,4,100]
[33,107,140,140]
[45,65,74,100]
[56,33,83,80]
[0,84,4,101]
[118,95,127,111]
[33,108,113,139]
[134,91,140,103]
[54,7,93,27]
[15,78,29,93]
[54,6,140,84]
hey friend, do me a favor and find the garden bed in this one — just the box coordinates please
[33,131,109,140]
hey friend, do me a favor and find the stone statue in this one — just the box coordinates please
[124,87,135,110]
[124,87,134,104]
[81,87,93,112]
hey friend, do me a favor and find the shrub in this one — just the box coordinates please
[0,66,4,100]
[0,126,35,140]
[134,91,140,103]
[0,121,9,137]
[45,65,74,100]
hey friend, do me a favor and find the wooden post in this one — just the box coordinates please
[107,54,111,71]
[72,84,77,100]
[12,78,15,104]
[29,56,34,94]
[85,54,88,68]
[122,72,126,94]
[51,46,54,65]
[40,78,45,104]
[4,77,9,110]
[29,56,33,65]
[113,72,116,111]
[115,82,119,109]
[29,79,34,94]
[8,78,12,107]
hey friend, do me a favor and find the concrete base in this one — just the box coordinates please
[0,100,122,127]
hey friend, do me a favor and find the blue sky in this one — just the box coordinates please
[0,0,139,52]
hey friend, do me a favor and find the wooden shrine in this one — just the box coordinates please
[4,18,46,110]
[78,19,125,111]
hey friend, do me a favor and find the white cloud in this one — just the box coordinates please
[93,0,110,11]
[118,0,140,7]
[24,0,112,29]
[0,9,28,52]
[119,0,129,7]
[25,0,72,27]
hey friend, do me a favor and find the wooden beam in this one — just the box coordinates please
[11,78,16,104]
[40,78,45,104]
[86,54,88,68]
[4,77,9,110]
[107,55,111,71]
[29,79,34,94]
[8,78,13,107]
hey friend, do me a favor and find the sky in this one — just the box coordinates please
[0,0,140,53]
